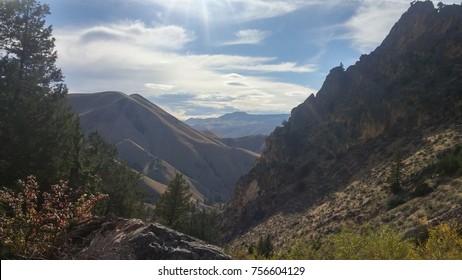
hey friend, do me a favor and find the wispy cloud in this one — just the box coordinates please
[222,29,271,45]
[76,21,195,50]
[343,1,408,53]
[144,0,321,22]
[54,21,316,119]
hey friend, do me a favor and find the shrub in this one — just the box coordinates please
[280,223,462,260]
[326,226,414,259]
[387,195,406,210]
[416,222,462,259]
[434,145,462,176]
[0,176,107,259]
[413,183,433,197]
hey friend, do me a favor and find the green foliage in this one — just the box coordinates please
[434,145,462,176]
[325,226,413,259]
[415,222,462,259]
[0,176,107,259]
[254,234,274,259]
[76,132,145,219]
[388,151,403,194]
[229,234,275,260]
[180,206,221,245]
[1,0,146,225]
[0,0,66,96]
[280,223,462,260]
[0,0,80,189]
[154,173,192,228]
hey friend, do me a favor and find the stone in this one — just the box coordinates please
[62,217,231,260]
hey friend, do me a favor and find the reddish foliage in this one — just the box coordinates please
[0,176,107,258]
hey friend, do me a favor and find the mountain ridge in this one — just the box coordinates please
[67,91,259,203]
[221,1,462,247]
[185,112,290,138]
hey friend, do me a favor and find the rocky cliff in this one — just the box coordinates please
[222,1,462,246]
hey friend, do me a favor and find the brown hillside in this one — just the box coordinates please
[68,91,259,202]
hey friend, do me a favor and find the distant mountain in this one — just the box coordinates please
[222,1,462,250]
[67,92,258,203]
[185,112,290,138]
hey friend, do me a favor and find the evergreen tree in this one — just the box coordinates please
[76,132,145,218]
[182,206,221,245]
[389,150,403,194]
[256,234,274,259]
[155,173,192,228]
[0,0,66,96]
[0,0,80,188]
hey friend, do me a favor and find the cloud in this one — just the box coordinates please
[54,22,316,119]
[222,29,271,45]
[144,83,176,90]
[342,0,461,53]
[76,21,195,51]
[143,0,320,22]
[343,1,408,53]
[219,61,317,73]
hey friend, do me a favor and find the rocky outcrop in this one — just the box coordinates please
[62,217,231,260]
[222,1,462,243]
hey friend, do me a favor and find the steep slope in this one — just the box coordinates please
[222,1,462,247]
[68,92,258,202]
[186,112,290,138]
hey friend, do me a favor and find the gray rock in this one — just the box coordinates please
[64,218,231,260]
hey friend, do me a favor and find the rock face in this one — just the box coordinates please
[222,2,462,245]
[63,218,231,260]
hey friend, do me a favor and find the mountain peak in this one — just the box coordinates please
[221,111,250,120]
[222,1,462,246]
[67,92,258,202]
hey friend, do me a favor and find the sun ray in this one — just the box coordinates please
[199,0,211,44]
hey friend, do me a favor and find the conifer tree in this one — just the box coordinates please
[0,0,80,188]
[155,173,192,228]
[76,132,145,218]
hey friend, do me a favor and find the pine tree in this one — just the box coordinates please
[0,0,80,188]
[0,0,66,97]
[76,132,144,218]
[389,150,403,194]
[155,173,192,228]
[256,234,274,259]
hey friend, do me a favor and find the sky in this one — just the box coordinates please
[43,0,458,120]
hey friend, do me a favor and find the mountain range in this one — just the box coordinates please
[185,112,290,138]
[67,92,259,203]
[221,1,462,249]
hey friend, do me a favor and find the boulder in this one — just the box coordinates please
[62,217,231,260]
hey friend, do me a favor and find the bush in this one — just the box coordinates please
[387,195,406,210]
[416,223,462,259]
[281,223,462,260]
[434,145,462,176]
[413,183,433,197]
[326,226,413,259]
[0,176,107,259]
